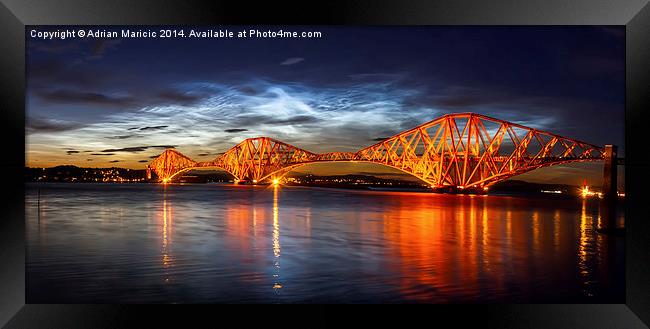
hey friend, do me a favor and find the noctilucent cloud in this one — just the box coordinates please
[26,26,624,186]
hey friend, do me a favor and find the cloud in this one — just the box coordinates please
[139,125,168,131]
[66,150,80,155]
[106,135,135,139]
[27,77,607,168]
[27,117,85,133]
[91,153,115,156]
[28,59,113,89]
[100,145,176,153]
[138,160,149,163]
[35,89,135,107]
[266,115,321,125]
[109,160,121,163]
[101,147,147,153]
[149,145,176,149]
[234,85,259,96]
[280,57,304,66]
[348,73,404,80]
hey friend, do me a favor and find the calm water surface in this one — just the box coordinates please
[26,183,625,303]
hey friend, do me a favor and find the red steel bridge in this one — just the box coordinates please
[146,113,606,192]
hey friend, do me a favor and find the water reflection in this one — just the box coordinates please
[25,183,625,303]
[579,198,596,297]
[160,188,174,283]
[553,210,561,252]
[272,185,282,291]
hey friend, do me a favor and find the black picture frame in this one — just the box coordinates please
[1,0,649,327]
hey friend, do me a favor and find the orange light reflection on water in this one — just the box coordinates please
[159,190,174,284]
[177,188,620,302]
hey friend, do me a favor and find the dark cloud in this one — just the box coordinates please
[100,145,176,153]
[371,137,390,141]
[66,150,80,155]
[198,153,210,156]
[106,135,135,140]
[91,153,115,156]
[149,155,160,159]
[139,125,168,131]
[86,159,93,161]
[231,114,322,127]
[35,89,135,107]
[101,147,147,153]
[403,86,513,110]
[266,115,321,125]
[27,117,84,133]
[109,160,121,163]
[224,128,248,133]
[234,85,259,95]
[280,57,305,66]
[138,160,149,163]
[28,59,112,88]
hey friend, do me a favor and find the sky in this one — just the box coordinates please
[26,26,625,187]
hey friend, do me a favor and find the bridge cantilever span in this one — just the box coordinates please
[146,112,606,190]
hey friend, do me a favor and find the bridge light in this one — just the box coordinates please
[483,186,489,191]
[253,179,258,184]
[162,178,170,184]
[272,179,280,185]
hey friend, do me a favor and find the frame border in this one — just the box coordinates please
[1,0,649,327]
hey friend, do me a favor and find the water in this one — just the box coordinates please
[26,183,625,303]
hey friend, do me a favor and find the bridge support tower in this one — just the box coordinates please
[598,144,619,232]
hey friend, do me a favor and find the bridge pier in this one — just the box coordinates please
[598,144,619,232]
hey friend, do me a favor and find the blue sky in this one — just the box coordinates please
[26,26,624,186]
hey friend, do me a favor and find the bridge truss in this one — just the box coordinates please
[147,113,605,190]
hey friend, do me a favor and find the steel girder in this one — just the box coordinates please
[147,113,605,187]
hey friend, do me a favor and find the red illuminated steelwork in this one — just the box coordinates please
[146,113,605,190]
